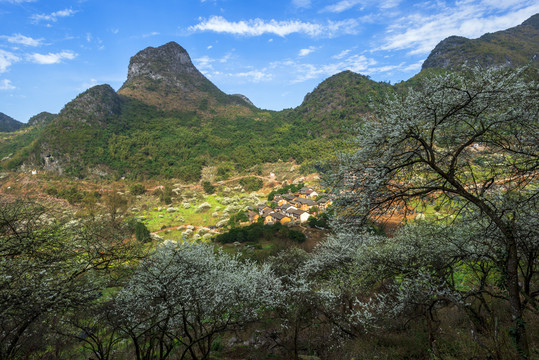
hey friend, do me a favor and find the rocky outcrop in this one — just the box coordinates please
[122,42,206,88]
[118,42,253,111]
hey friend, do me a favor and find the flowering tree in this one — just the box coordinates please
[113,242,281,360]
[0,200,141,359]
[331,66,538,358]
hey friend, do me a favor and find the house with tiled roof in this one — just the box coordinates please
[288,208,310,223]
[271,212,291,224]
[291,197,318,211]
[316,197,332,211]
[247,211,260,223]
[298,186,318,199]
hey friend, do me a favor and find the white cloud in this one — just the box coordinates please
[31,8,76,23]
[29,51,77,64]
[378,1,539,55]
[0,79,15,90]
[0,0,36,3]
[207,45,213,49]
[194,55,215,71]
[0,49,20,73]
[298,46,316,56]
[189,16,359,37]
[379,0,401,9]
[272,53,377,83]
[292,0,311,8]
[78,78,99,91]
[322,0,363,13]
[230,70,273,82]
[333,49,351,59]
[322,0,400,12]
[142,31,160,38]
[1,33,43,46]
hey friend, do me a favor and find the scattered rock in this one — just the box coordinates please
[167,207,179,213]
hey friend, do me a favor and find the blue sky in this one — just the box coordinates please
[1,0,537,122]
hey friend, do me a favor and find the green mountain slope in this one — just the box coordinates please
[27,112,57,128]
[2,14,537,181]
[290,71,392,137]
[0,112,23,133]
[423,13,538,70]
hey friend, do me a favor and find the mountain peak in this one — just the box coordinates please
[123,41,200,86]
[422,13,539,70]
[0,112,23,132]
[118,42,254,112]
[59,84,121,126]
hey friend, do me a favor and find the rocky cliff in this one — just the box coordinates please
[118,42,253,112]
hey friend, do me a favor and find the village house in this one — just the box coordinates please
[298,186,318,199]
[247,187,332,226]
[247,210,259,223]
[271,212,291,225]
[316,197,332,211]
[288,208,310,223]
[291,197,318,211]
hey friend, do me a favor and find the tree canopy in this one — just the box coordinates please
[331,66,538,358]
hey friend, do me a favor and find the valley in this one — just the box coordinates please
[0,13,537,360]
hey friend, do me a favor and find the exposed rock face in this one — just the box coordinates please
[0,112,23,132]
[118,42,253,111]
[123,42,205,88]
[423,13,539,70]
[27,112,57,127]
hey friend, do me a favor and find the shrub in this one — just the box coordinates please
[202,181,215,194]
[129,183,146,196]
[239,177,263,192]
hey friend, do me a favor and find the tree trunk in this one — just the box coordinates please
[506,239,529,359]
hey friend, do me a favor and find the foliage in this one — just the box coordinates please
[129,183,146,195]
[308,213,330,229]
[227,210,249,227]
[215,221,305,244]
[128,218,152,243]
[330,65,539,358]
[202,180,215,194]
[58,185,84,204]
[239,176,263,192]
[113,242,280,360]
[267,183,305,201]
[0,199,142,359]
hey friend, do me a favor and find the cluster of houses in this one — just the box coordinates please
[246,186,332,226]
